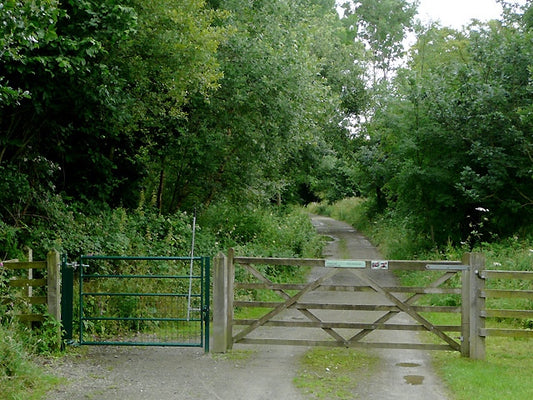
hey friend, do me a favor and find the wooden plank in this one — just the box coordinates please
[481,309,533,319]
[234,257,324,267]
[466,253,486,360]
[236,338,455,351]
[19,296,47,305]
[236,283,461,295]
[1,261,47,270]
[482,289,533,300]
[351,271,459,344]
[234,301,460,313]
[380,287,461,294]
[480,328,533,338]
[235,283,371,291]
[213,253,229,353]
[350,269,461,351]
[47,250,61,322]
[8,278,47,287]
[240,263,349,344]
[234,319,461,331]
[481,270,533,280]
[233,257,461,271]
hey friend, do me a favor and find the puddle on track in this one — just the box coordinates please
[396,362,422,368]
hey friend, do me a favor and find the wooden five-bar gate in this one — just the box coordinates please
[3,249,532,358]
[213,250,532,359]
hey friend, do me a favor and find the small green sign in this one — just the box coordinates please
[325,260,366,268]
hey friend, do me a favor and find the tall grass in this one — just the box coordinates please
[0,325,60,400]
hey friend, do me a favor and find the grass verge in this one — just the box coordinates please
[294,347,379,399]
[0,326,61,400]
[432,338,533,400]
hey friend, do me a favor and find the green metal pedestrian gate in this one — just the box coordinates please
[62,255,210,350]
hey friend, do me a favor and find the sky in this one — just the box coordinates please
[416,0,527,28]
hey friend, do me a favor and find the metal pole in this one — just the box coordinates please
[187,209,197,321]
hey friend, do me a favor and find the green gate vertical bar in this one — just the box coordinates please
[60,254,74,344]
[203,256,210,352]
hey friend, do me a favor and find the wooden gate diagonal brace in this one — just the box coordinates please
[233,268,338,343]
[348,271,456,342]
[240,263,349,344]
[347,270,461,351]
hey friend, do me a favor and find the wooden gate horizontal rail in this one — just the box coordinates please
[237,338,455,351]
[233,256,463,271]
[479,329,533,338]
[480,270,533,280]
[234,319,461,331]
[234,301,460,313]
[236,282,461,294]
[481,289,533,299]
[481,309,533,318]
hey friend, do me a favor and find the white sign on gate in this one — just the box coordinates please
[325,260,366,268]
[371,260,389,270]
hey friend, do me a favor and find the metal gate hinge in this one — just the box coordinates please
[64,261,79,269]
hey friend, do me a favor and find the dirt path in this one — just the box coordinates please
[43,215,450,399]
[310,215,450,399]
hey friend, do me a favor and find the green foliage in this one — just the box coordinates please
[36,204,209,259]
[341,0,417,82]
[353,4,533,246]
[199,202,324,258]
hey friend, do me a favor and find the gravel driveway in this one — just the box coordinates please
[43,215,450,399]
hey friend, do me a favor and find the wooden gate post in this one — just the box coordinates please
[46,249,61,322]
[47,249,62,348]
[461,252,486,359]
[213,252,229,352]
[227,248,235,350]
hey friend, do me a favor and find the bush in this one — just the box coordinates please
[199,202,324,258]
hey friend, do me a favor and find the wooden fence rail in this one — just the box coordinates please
[1,250,61,325]
[477,269,533,341]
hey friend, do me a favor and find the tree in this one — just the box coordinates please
[1,0,228,217]
[151,0,366,211]
[340,0,418,84]
[355,3,533,245]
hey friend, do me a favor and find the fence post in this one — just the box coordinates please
[462,252,486,360]
[47,250,62,348]
[47,250,61,321]
[227,248,235,350]
[25,246,33,298]
[212,252,228,352]
[60,254,74,343]
[460,253,471,357]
